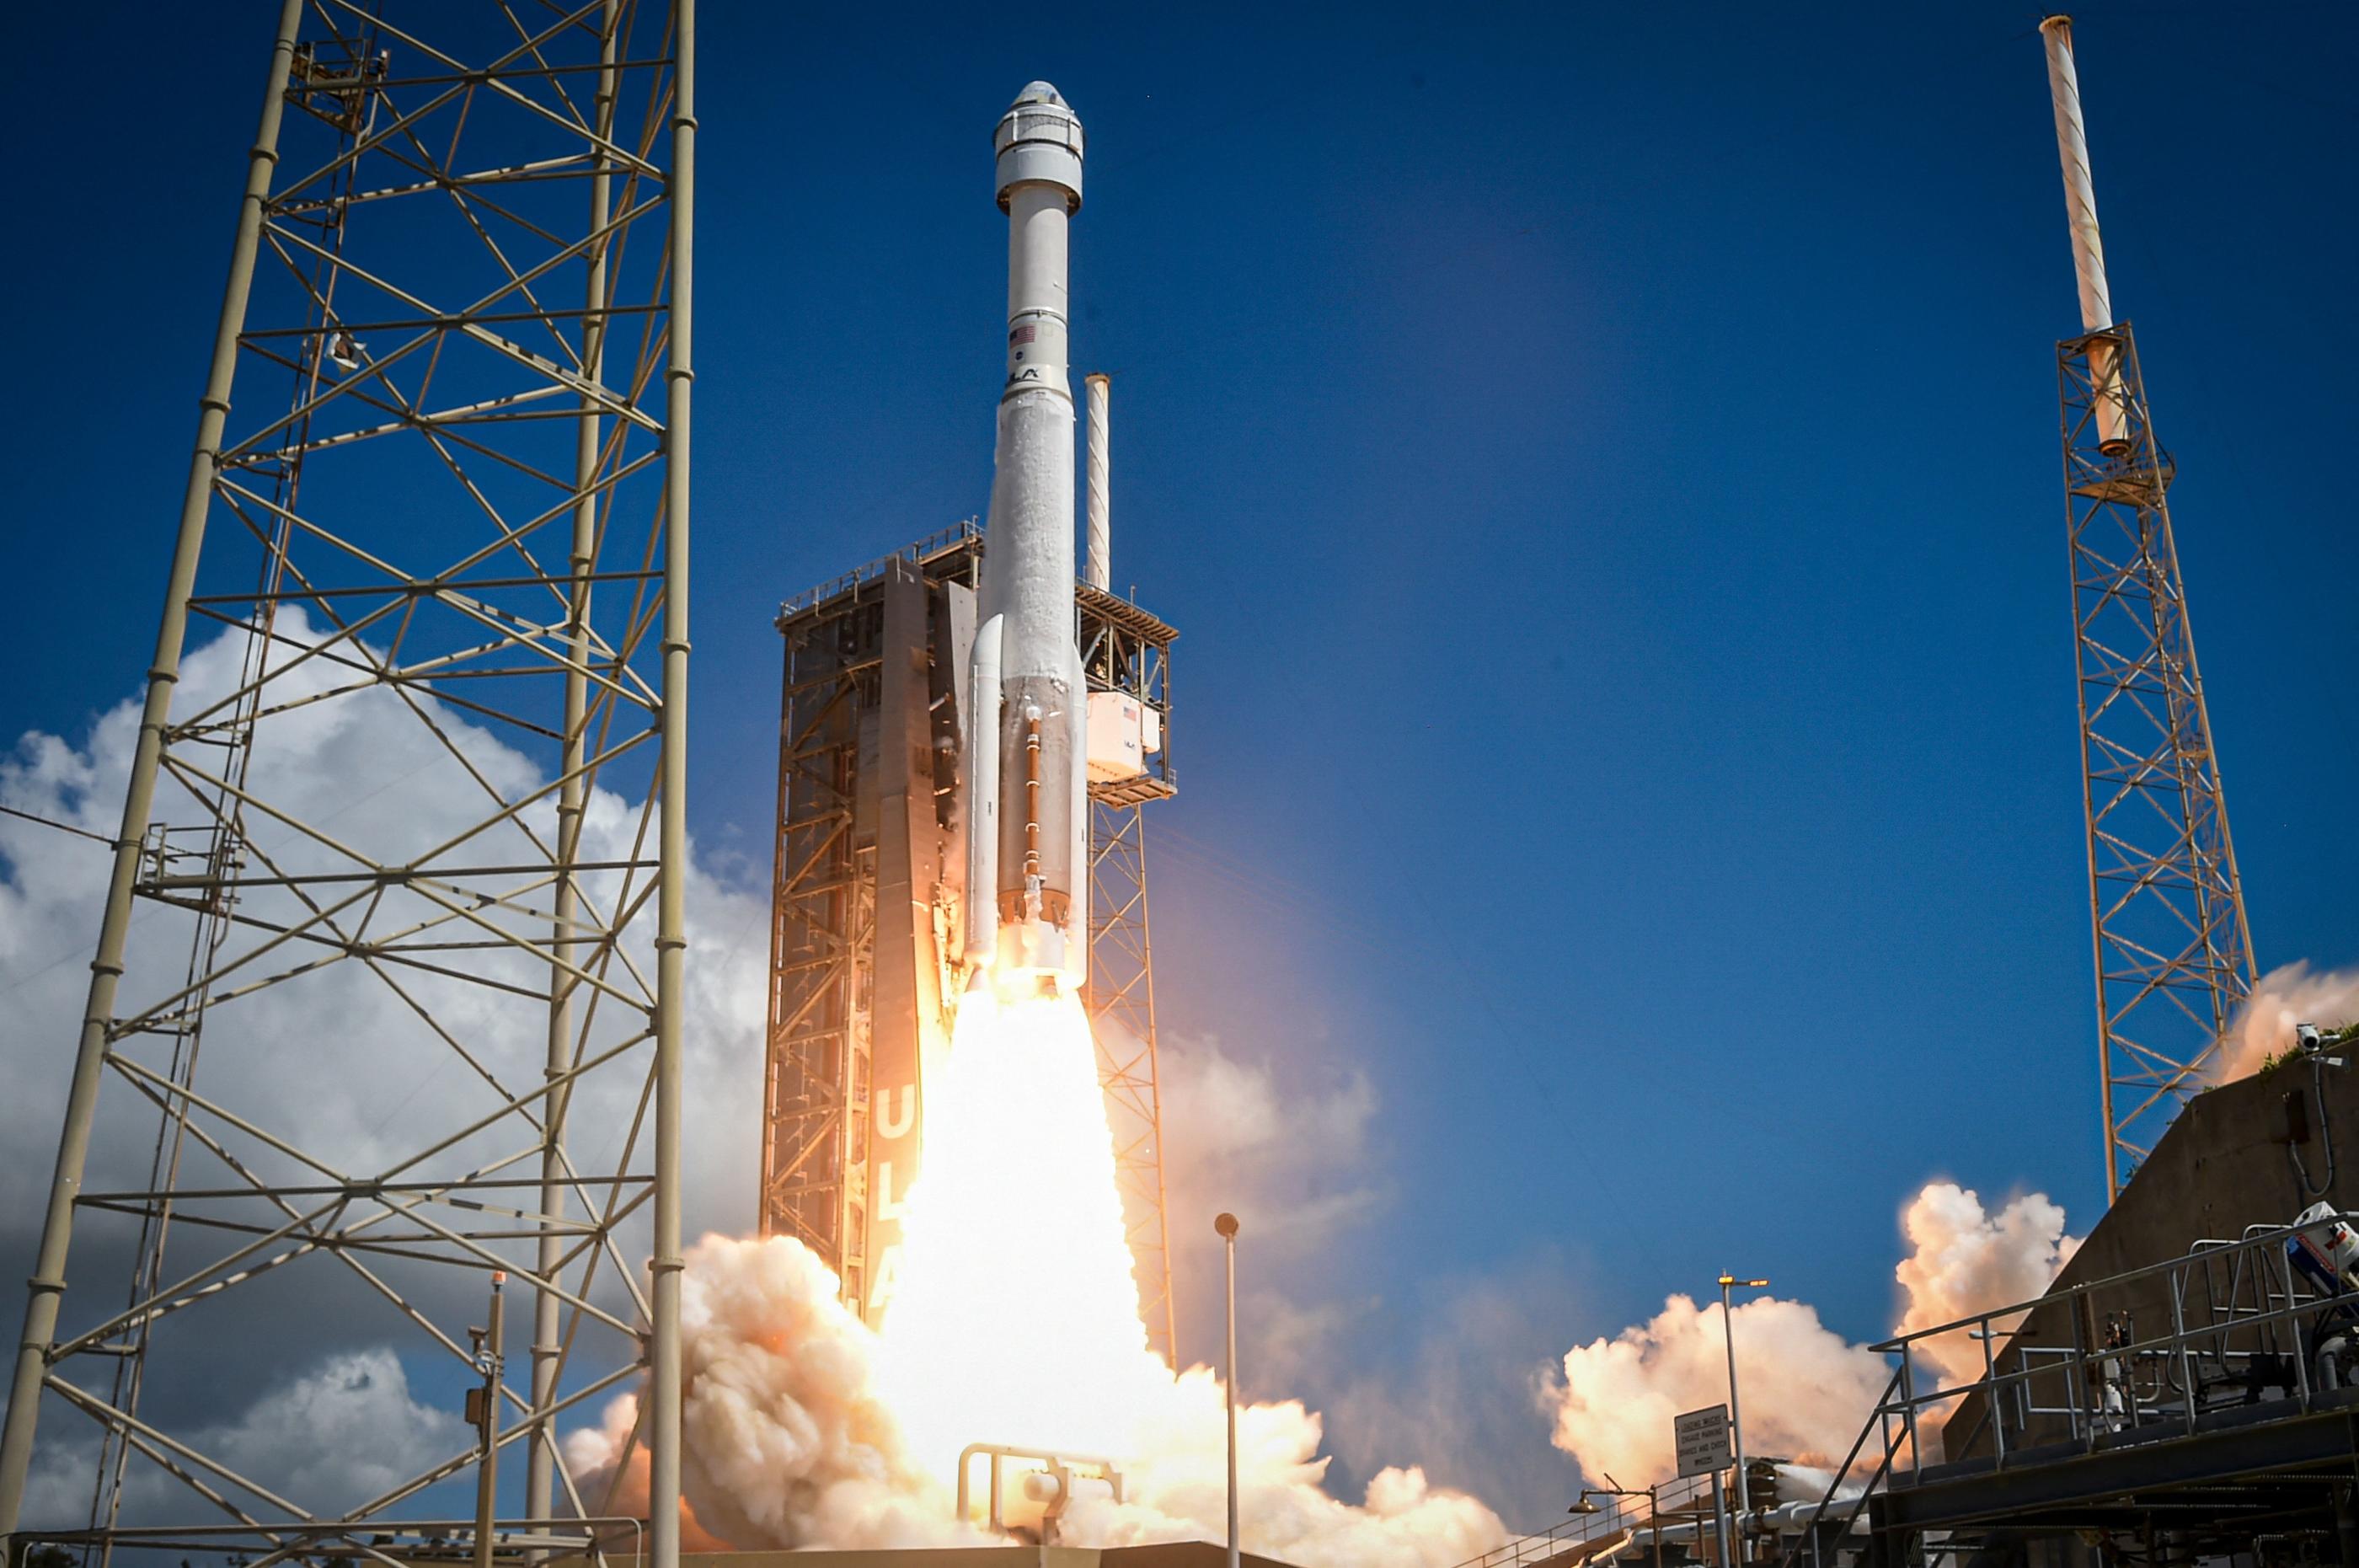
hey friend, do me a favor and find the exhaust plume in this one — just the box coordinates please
[569,987,1503,1564]
[568,1233,1503,1563]
[2217,961,2359,1083]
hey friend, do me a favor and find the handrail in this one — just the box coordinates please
[777,517,981,620]
[1456,1473,1722,1568]
[1770,1365,1903,1568]
[1865,1211,2359,1493]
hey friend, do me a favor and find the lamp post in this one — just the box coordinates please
[471,1271,507,1568]
[1718,1273,1768,1533]
[1217,1212,1241,1568]
[1575,1480,1661,1568]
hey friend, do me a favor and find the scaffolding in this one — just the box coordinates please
[2061,324,2256,1200]
[0,5,693,1566]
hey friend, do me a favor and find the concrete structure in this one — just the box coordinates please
[1944,1036,2359,1463]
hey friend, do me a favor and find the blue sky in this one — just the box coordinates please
[3,0,2355,1524]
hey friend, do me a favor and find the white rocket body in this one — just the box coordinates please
[965,83,1089,993]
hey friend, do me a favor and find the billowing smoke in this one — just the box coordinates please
[1543,1292,1888,1483]
[2217,962,2359,1082]
[1892,1184,2079,1386]
[569,1234,1505,1566]
[1543,1181,2079,1483]
[562,1236,960,1551]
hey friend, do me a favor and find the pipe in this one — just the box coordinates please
[473,1274,507,1568]
[1084,373,1110,591]
[2039,16,2129,452]
[962,615,1005,975]
[955,1443,1125,1531]
[532,0,620,1531]
[0,0,307,1547]
[650,7,694,1568]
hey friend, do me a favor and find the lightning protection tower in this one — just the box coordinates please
[0,6,694,1568]
[2041,16,2255,1201]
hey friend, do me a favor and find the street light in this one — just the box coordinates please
[1575,1479,1661,1568]
[1217,1212,1241,1568]
[1718,1273,1769,1529]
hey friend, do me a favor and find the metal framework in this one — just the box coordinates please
[1079,585,1179,1366]
[762,529,1182,1364]
[2062,323,2255,1200]
[0,6,693,1567]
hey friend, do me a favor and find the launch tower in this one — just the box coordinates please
[762,527,1180,1356]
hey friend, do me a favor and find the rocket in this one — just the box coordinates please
[964,83,1089,994]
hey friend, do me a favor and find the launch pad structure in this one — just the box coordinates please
[761,520,1180,1359]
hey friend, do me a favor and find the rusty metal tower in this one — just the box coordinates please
[0,4,694,1565]
[2060,325,2255,1199]
[2042,18,2255,1200]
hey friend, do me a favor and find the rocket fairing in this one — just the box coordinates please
[965,82,1089,993]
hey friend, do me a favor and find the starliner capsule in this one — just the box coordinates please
[964,83,1089,993]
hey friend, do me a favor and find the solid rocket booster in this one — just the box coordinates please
[966,83,1089,991]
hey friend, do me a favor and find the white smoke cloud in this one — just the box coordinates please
[570,1234,1506,1566]
[1157,1032,1384,1247]
[1543,1181,2082,1485]
[1892,1184,2080,1386]
[1543,1292,1888,1483]
[2217,962,2359,1082]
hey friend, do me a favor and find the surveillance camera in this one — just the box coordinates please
[2297,1024,2324,1052]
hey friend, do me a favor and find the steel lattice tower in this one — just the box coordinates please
[2038,17,2255,1201]
[0,5,694,1566]
[1088,799,1176,1362]
[2061,324,2255,1199]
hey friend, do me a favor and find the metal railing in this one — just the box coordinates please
[1500,1217,2359,1568]
[1460,1473,1726,1568]
[777,518,981,619]
[1867,1211,2355,1485]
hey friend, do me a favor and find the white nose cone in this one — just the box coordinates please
[995,81,1084,215]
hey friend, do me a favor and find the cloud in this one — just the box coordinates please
[1156,1032,1384,1250]
[21,1347,464,1530]
[1543,1292,1888,1484]
[0,617,767,1518]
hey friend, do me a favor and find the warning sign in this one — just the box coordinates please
[1674,1405,1731,1479]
